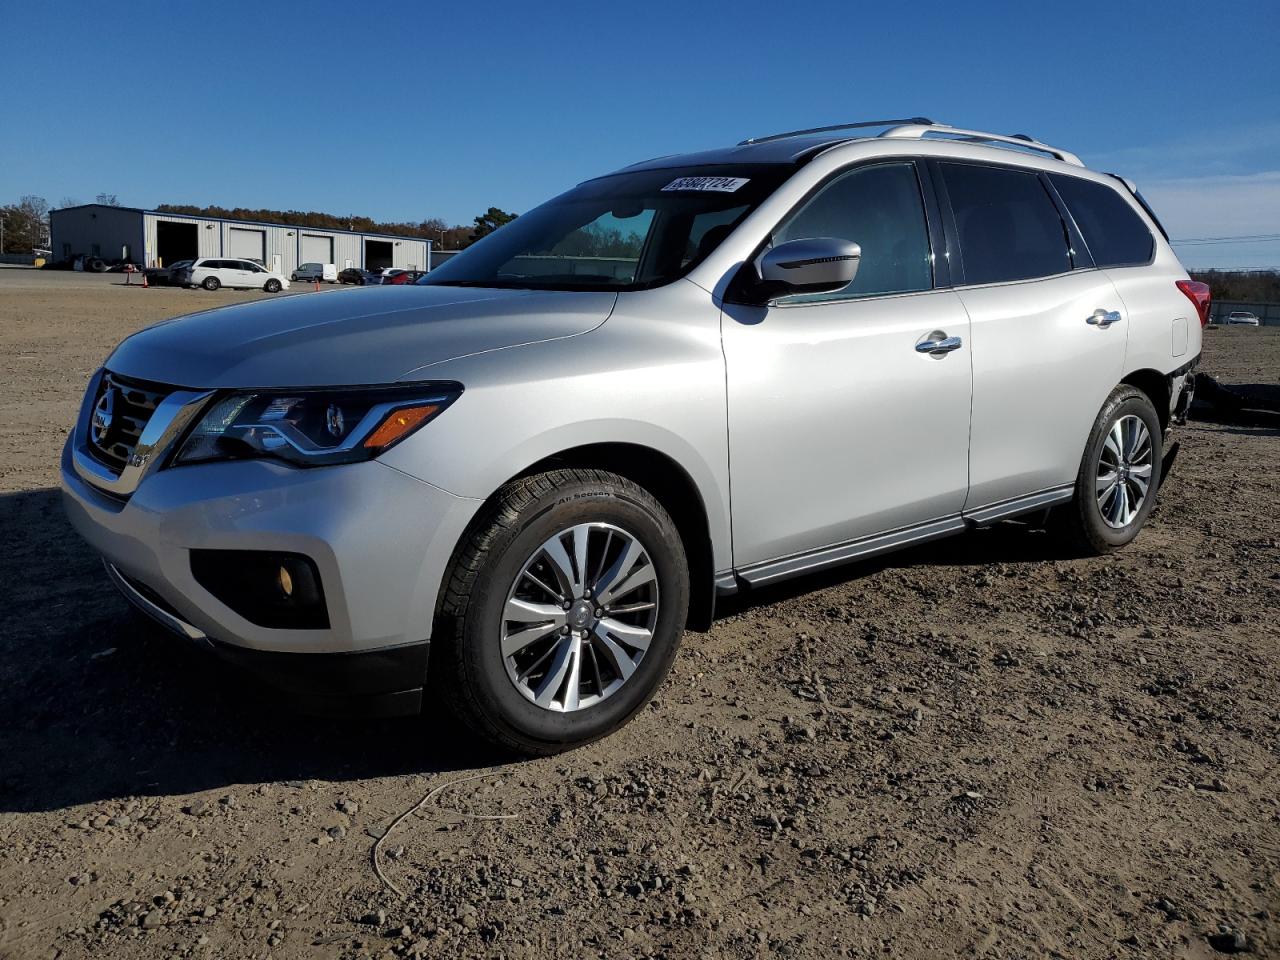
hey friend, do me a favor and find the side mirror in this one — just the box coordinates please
[757,237,861,298]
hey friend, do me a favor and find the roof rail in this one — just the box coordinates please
[878,123,1084,166]
[739,117,936,146]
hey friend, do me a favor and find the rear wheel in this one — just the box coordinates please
[432,469,689,755]
[1056,385,1162,554]
[264,278,281,293]
[202,276,220,291]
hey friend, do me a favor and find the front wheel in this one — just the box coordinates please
[264,278,281,293]
[290,273,298,282]
[1056,385,1163,554]
[201,276,220,291]
[432,469,689,756]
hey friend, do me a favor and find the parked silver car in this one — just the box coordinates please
[62,119,1205,754]
[1222,311,1260,326]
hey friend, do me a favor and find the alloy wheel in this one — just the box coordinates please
[1096,414,1153,528]
[501,522,659,712]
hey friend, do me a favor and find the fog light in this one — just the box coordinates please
[190,550,328,629]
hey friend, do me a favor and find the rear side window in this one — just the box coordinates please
[1050,174,1154,267]
[773,161,933,301]
[940,163,1071,285]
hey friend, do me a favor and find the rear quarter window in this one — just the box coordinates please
[1050,174,1154,267]
[940,163,1072,285]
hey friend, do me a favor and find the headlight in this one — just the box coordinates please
[172,383,461,467]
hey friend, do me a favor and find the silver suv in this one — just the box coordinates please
[62,119,1205,754]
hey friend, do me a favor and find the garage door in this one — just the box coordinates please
[301,234,334,265]
[229,227,265,262]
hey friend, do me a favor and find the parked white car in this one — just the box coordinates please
[175,258,289,293]
[292,262,338,283]
[1223,311,1260,326]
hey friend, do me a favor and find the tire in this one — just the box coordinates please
[290,273,298,282]
[1056,385,1163,555]
[432,468,689,756]
[264,278,281,293]
[202,276,220,291]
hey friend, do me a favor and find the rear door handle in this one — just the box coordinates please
[1087,309,1122,327]
[916,335,963,354]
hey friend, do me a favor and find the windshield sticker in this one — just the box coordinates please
[661,176,750,193]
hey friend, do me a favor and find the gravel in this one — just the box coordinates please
[0,270,1276,958]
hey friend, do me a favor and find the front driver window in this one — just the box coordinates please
[773,162,933,302]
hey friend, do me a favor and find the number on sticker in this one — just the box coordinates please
[661,177,750,193]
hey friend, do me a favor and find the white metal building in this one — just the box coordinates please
[50,204,431,274]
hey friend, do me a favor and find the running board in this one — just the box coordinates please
[961,485,1074,527]
[736,516,966,587]
[732,486,1075,590]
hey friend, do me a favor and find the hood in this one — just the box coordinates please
[105,285,617,388]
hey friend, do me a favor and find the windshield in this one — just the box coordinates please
[420,164,792,292]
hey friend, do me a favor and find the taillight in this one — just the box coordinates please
[1176,280,1212,327]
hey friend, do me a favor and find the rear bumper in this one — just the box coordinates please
[1168,353,1200,425]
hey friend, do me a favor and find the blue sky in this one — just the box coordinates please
[2,0,1277,267]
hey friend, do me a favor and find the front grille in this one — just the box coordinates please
[87,371,174,473]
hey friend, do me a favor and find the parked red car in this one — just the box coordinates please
[383,269,426,285]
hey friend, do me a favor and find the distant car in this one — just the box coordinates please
[292,262,338,283]
[384,269,426,285]
[360,268,407,285]
[144,260,193,286]
[175,258,289,292]
[1223,311,1260,326]
[338,267,371,285]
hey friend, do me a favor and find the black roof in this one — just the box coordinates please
[616,134,862,173]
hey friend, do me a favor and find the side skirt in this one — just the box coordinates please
[736,516,966,588]
[962,485,1074,527]
[729,485,1075,591]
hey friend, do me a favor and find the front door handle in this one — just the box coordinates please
[1087,308,1122,327]
[916,335,963,354]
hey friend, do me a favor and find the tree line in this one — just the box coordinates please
[1189,269,1280,303]
[0,196,51,254]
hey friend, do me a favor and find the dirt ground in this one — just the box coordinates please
[1,268,1276,960]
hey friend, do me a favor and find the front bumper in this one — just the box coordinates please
[107,560,430,715]
[61,434,481,713]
